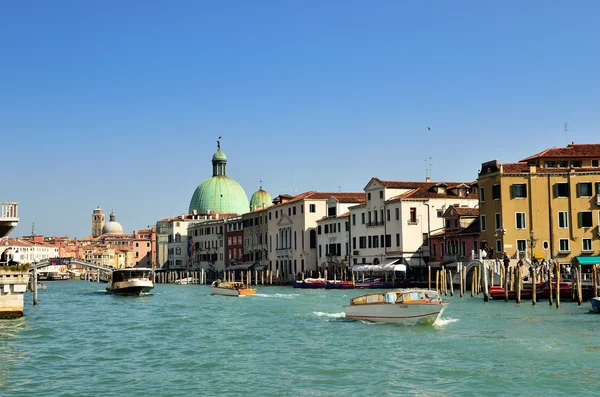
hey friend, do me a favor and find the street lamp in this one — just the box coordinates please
[529,230,537,262]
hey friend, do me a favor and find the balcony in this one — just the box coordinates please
[407,219,419,225]
[276,248,292,258]
[0,202,18,238]
[366,221,384,228]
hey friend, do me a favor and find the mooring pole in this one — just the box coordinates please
[33,265,38,306]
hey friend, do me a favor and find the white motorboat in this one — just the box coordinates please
[211,280,256,296]
[344,289,449,325]
[174,277,193,285]
[106,268,154,295]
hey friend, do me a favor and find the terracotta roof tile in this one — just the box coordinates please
[452,206,479,217]
[520,143,600,161]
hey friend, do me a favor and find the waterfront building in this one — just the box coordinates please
[188,139,249,215]
[240,186,272,271]
[132,228,156,268]
[349,178,479,273]
[316,209,352,277]
[157,213,217,270]
[0,237,60,265]
[478,143,600,268]
[267,191,365,280]
[225,216,244,266]
[91,207,105,238]
[428,205,481,266]
[188,214,237,275]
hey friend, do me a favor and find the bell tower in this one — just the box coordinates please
[92,207,105,237]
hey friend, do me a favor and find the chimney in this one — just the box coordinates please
[426,176,431,182]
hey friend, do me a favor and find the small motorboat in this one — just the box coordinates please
[174,277,193,285]
[293,278,327,288]
[106,268,154,295]
[591,297,600,313]
[325,280,355,289]
[211,280,256,296]
[37,283,47,290]
[344,289,449,325]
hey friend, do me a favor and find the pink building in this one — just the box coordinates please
[429,205,480,267]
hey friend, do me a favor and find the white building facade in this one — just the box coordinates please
[349,178,479,272]
[267,192,365,280]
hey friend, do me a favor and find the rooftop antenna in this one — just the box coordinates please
[32,222,35,236]
[564,122,568,146]
[337,186,341,192]
[424,157,432,180]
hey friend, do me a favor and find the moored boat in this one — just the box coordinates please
[489,281,572,300]
[325,280,355,289]
[293,278,327,288]
[344,289,448,325]
[211,280,256,296]
[591,297,600,313]
[106,268,154,295]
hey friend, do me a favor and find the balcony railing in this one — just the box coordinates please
[407,219,419,225]
[0,202,18,220]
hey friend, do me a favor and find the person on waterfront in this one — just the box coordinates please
[9,249,21,267]
[0,249,7,265]
[503,252,510,269]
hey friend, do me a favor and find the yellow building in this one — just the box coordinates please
[478,143,600,267]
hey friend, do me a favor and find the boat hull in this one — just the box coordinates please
[344,302,448,325]
[106,280,154,295]
[591,297,600,313]
[293,278,327,288]
[211,286,256,296]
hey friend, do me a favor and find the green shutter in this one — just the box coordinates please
[576,183,582,197]
[578,212,583,228]
[511,184,516,199]
[554,183,558,198]
[596,182,600,194]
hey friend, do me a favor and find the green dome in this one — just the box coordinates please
[212,150,227,162]
[250,187,272,210]
[189,176,249,215]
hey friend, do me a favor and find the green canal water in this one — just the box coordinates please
[0,281,598,396]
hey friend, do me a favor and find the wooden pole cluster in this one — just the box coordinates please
[555,261,560,309]
[514,266,520,304]
[531,265,537,305]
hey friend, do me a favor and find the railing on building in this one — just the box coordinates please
[0,202,18,220]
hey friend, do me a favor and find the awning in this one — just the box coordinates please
[403,258,424,267]
[574,256,600,266]
[390,264,407,272]
[227,262,256,270]
[379,257,401,267]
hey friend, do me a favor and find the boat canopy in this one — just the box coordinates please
[573,256,600,266]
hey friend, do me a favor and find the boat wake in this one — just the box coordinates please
[253,293,300,299]
[434,317,459,326]
[312,311,345,318]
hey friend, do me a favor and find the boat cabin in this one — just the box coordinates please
[111,269,153,282]
[350,290,442,305]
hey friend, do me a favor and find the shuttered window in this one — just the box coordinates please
[511,184,527,198]
[578,211,593,228]
[577,182,593,197]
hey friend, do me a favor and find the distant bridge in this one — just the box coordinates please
[31,259,113,273]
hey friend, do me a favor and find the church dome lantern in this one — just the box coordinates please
[188,138,249,215]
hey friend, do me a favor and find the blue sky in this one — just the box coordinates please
[2,1,599,238]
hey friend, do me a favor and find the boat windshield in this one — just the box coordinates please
[113,271,151,282]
